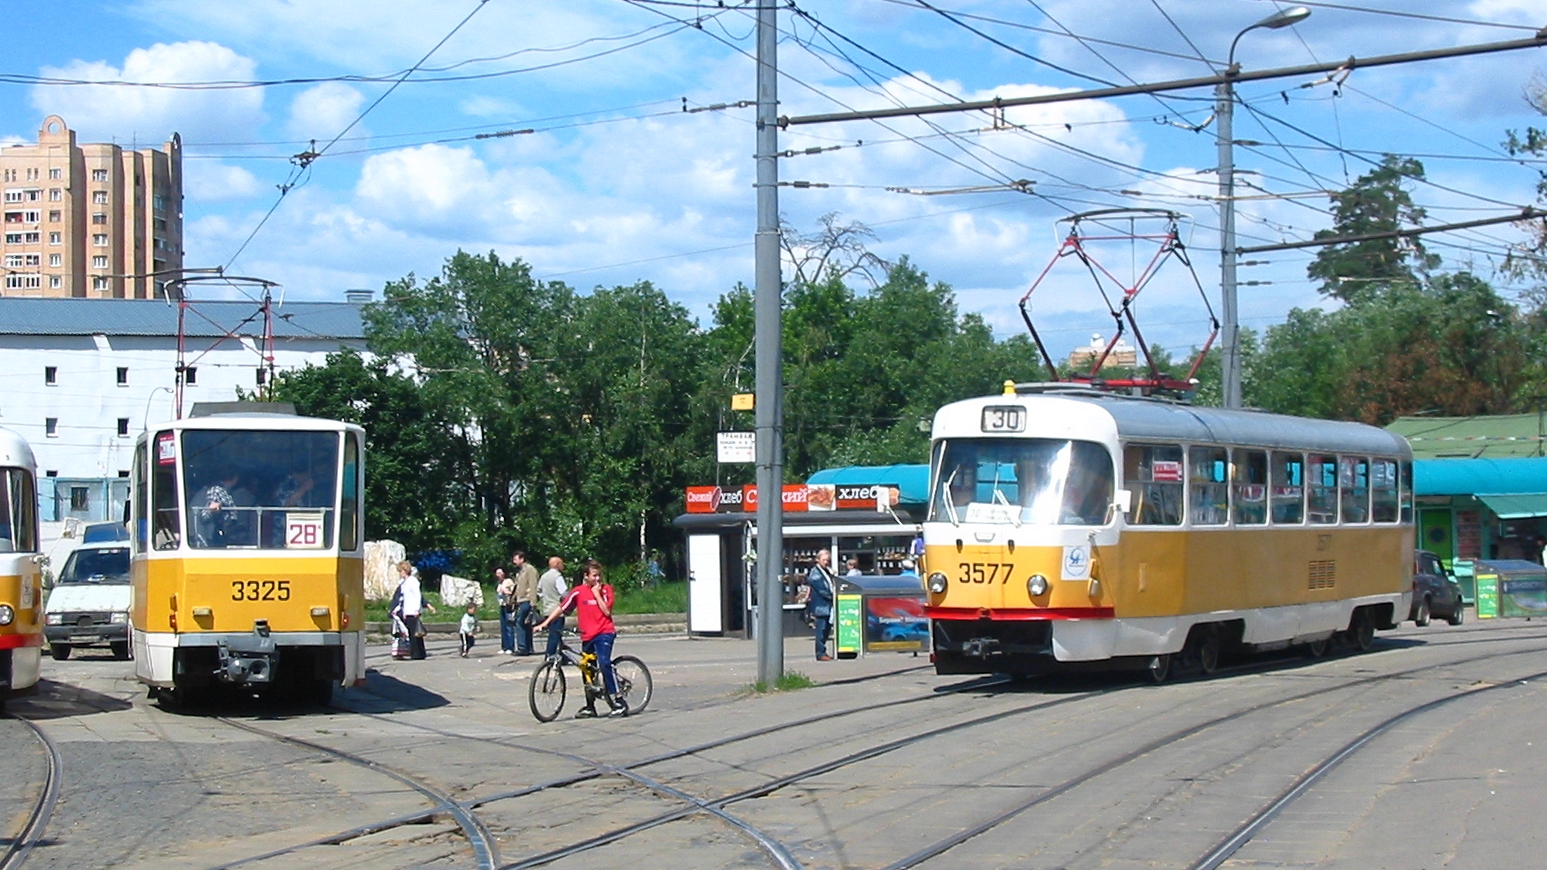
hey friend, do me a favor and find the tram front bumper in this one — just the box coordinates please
[213,620,279,684]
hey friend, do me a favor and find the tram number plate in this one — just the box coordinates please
[286,512,326,549]
[981,406,1025,433]
[231,580,292,601]
[958,562,1016,584]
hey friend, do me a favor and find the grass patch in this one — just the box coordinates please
[748,671,816,694]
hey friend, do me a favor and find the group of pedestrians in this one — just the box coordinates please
[388,549,629,716]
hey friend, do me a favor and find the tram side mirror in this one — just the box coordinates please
[1114,489,1133,514]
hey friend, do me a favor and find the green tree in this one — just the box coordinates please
[1306,155,1440,303]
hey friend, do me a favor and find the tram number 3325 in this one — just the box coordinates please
[231,579,292,601]
[959,562,1016,583]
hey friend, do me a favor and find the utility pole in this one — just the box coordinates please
[753,1,785,686]
[1219,7,1311,410]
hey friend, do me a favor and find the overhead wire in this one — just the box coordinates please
[223,0,494,272]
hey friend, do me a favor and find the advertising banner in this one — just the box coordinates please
[836,593,862,657]
[864,596,928,651]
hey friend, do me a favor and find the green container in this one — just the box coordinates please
[1452,559,1476,605]
[835,593,862,658]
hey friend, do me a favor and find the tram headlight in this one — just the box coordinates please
[927,572,949,595]
[0,604,13,625]
[1027,574,1049,597]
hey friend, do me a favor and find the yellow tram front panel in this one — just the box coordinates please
[133,555,364,634]
[924,543,1116,615]
[0,568,44,655]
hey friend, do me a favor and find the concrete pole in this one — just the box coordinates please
[753,1,785,686]
[1216,78,1240,410]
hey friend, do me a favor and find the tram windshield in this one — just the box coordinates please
[177,430,339,550]
[0,468,37,553]
[930,438,1114,526]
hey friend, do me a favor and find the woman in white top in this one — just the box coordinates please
[395,560,436,660]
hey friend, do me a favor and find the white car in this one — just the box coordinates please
[44,542,132,660]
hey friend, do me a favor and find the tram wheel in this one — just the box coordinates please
[1197,628,1222,675]
[1350,610,1376,651]
[1146,654,1172,684]
[1305,636,1329,659]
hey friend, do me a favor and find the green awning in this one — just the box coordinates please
[1476,493,1547,519]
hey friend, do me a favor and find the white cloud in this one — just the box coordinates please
[184,161,265,201]
[286,82,365,142]
[354,143,496,234]
[29,41,264,144]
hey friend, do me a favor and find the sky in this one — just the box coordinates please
[5,0,1546,360]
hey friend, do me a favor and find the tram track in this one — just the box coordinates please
[0,712,61,870]
[210,714,501,870]
[494,635,1547,870]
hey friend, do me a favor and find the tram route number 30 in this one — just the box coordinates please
[231,579,291,601]
[958,562,1016,583]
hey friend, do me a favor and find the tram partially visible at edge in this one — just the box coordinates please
[0,426,43,706]
[131,403,367,704]
[922,384,1413,682]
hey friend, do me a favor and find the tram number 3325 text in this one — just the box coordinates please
[231,580,292,601]
[959,563,1015,583]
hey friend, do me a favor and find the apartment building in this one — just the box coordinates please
[1,114,183,300]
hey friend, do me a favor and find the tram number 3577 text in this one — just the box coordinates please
[958,563,1015,583]
[231,580,292,601]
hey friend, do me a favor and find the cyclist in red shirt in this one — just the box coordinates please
[535,559,626,717]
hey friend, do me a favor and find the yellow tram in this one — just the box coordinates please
[0,426,43,706]
[923,384,1413,681]
[130,403,367,703]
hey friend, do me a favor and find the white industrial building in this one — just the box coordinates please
[0,296,368,540]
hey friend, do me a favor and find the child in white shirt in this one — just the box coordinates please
[458,604,479,657]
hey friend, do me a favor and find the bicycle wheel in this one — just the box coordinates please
[612,655,653,715]
[528,659,567,722]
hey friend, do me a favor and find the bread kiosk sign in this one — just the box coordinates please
[685,483,899,513]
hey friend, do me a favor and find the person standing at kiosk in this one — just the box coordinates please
[807,549,836,661]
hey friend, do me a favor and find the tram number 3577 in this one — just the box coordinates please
[958,562,1016,583]
[231,580,292,601]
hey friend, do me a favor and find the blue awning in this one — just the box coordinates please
[806,464,930,507]
[1414,458,1547,497]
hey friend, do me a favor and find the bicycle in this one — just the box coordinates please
[528,640,653,722]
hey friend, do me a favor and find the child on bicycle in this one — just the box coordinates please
[534,559,626,717]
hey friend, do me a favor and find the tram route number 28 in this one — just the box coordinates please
[958,562,1016,583]
[231,579,292,601]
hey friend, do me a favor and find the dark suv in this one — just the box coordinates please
[1411,550,1465,627]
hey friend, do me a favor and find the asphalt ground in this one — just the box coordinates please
[8,616,1547,870]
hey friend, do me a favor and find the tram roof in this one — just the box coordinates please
[0,425,37,470]
[939,392,1411,457]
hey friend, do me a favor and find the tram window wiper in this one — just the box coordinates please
[942,467,961,527]
[992,488,1022,527]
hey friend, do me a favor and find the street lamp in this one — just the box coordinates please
[1218,5,1310,409]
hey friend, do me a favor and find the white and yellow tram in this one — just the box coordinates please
[130,403,367,703]
[923,384,1413,681]
[0,426,43,706]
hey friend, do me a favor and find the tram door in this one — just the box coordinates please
[1418,508,1454,565]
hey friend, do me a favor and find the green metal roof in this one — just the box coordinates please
[1386,414,1546,459]
[1476,493,1547,520]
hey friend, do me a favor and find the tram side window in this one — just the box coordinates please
[1371,459,1399,523]
[1307,454,1338,525]
[1233,450,1268,525]
[1123,444,1183,526]
[152,430,180,549]
[1340,456,1370,523]
[1400,460,1414,523]
[1188,446,1228,526]
[133,442,148,553]
[1271,452,1304,524]
[340,433,360,551]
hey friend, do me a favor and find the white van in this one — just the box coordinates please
[44,541,132,660]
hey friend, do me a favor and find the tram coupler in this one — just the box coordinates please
[962,638,1001,658]
[216,620,279,684]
